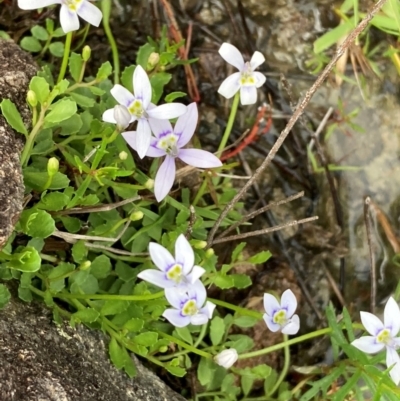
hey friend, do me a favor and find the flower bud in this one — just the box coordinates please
[147,52,160,70]
[82,45,91,62]
[47,157,59,176]
[144,178,154,190]
[130,211,144,221]
[205,248,214,258]
[27,90,37,107]
[214,349,238,369]
[79,261,91,270]
[119,151,128,160]
[158,346,168,353]
[113,105,131,131]
[191,240,207,249]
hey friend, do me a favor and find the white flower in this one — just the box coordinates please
[102,65,187,158]
[163,280,215,328]
[352,297,400,385]
[214,349,238,369]
[137,234,205,290]
[113,105,131,131]
[218,43,266,105]
[17,0,103,34]
[263,289,300,335]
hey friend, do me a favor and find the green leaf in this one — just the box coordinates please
[90,255,111,279]
[18,286,32,302]
[150,72,172,103]
[0,284,11,309]
[19,209,55,238]
[46,18,54,34]
[165,362,186,377]
[123,318,144,332]
[388,0,400,35]
[61,216,81,233]
[165,91,186,102]
[5,246,41,273]
[44,99,77,125]
[49,41,65,57]
[313,21,353,54]
[197,357,216,386]
[136,43,156,68]
[53,27,65,37]
[214,274,234,289]
[48,262,75,279]
[70,92,95,108]
[109,337,125,369]
[73,308,100,323]
[69,52,84,82]
[96,61,112,81]
[174,326,193,344]
[248,250,272,264]
[232,242,246,263]
[23,171,70,190]
[31,25,49,41]
[0,99,28,135]
[210,316,225,346]
[121,65,135,92]
[133,332,158,347]
[231,274,252,289]
[20,36,42,52]
[29,76,50,105]
[101,300,129,316]
[233,316,258,328]
[70,274,98,294]
[37,191,69,211]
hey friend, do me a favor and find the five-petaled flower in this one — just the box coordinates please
[137,234,205,290]
[214,349,239,369]
[263,289,300,335]
[123,102,222,201]
[103,65,187,159]
[17,0,103,34]
[163,280,216,328]
[351,297,400,385]
[218,43,266,105]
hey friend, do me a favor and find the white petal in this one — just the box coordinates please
[133,65,152,109]
[148,117,173,139]
[187,266,206,284]
[146,141,166,158]
[113,105,131,130]
[174,234,194,275]
[18,0,60,9]
[253,71,266,88]
[199,301,216,319]
[384,297,400,336]
[282,314,300,335]
[154,156,176,202]
[280,289,297,318]
[360,311,384,336]
[148,242,175,272]
[102,108,117,123]
[163,308,191,328]
[164,287,188,309]
[178,149,222,168]
[77,1,102,27]
[386,347,400,385]
[351,336,385,354]
[110,84,135,108]
[147,103,187,120]
[190,312,209,326]
[175,102,198,148]
[59,5,80,33]
[218,72,241,99]
[250,51,265,70]
[137,269,173,289]
[135,119,152,158]
[263,293,281,317]
[240,85,257,105]
[191,280,207,307]
[263,314,281,332]
[219,43,245,71]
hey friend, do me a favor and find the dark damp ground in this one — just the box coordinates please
[3,0,400,393]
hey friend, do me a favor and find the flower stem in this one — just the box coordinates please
[57,31,73,84]
[52,291,165,302]
[268,334,289,396]
[208,297,262,319]
[217,92,240,155]
[101,0,120,84]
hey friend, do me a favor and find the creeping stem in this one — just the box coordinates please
[57,31,73,84]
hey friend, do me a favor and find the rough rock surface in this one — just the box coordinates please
[0,39,36,250]
[0,291,187,401]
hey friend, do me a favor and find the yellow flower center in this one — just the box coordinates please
[64,0,82,11]
[166,264,183,283]
[240,62,256,86]
[273,309,287,326]
[182,299,198,316]
[377,328,392,345]
[157,133,179,156]
[128,99,145,118]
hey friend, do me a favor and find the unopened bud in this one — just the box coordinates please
[158,346,168,353]
[27,90,37,107]
[79,261,91,270]
[191,240,207,249]
[47,157,59,176]
[119,151,128,160]
[205,248,214,258]
[82,45,91,62]
[147,52,160,69]
[144,178,154,190]
[214,349,238,369]
[113,105,131,131]
[130,211,144,221]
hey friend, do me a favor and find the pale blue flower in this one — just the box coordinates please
[163,280,215,328]
[352,297,400,385]
[263,289,300,335]
[137,234,205,290]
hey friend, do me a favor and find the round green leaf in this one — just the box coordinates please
[19,209,55,238]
